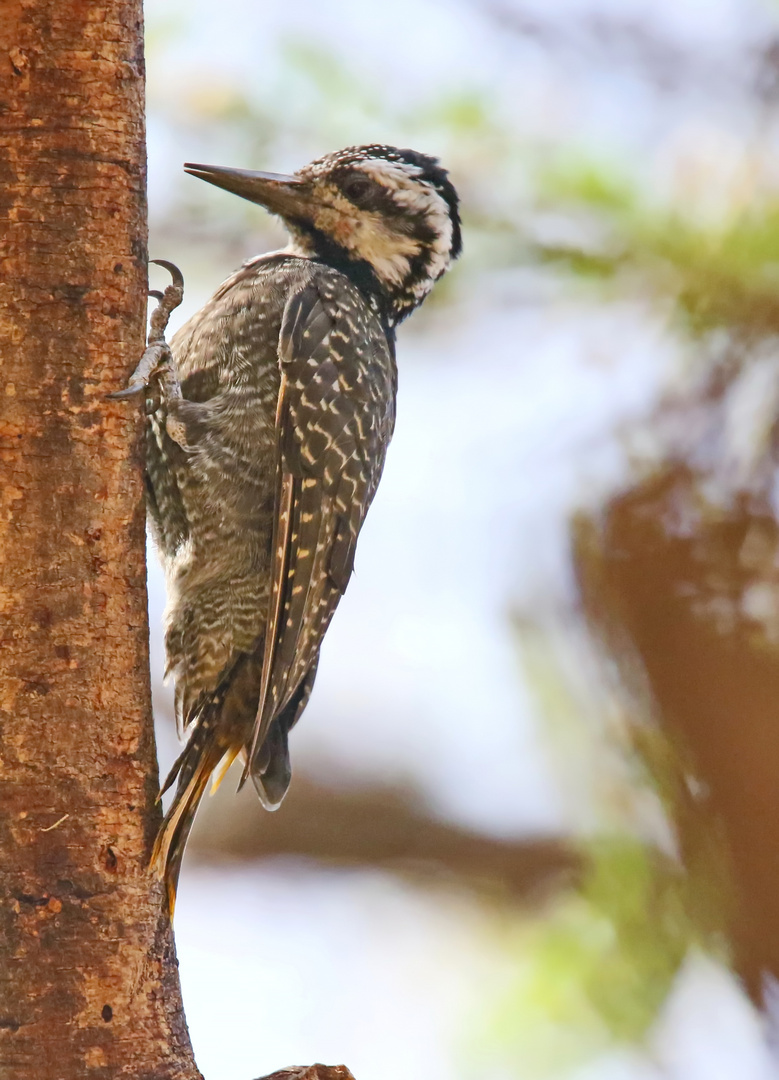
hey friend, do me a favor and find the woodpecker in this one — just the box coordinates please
[121,145,461,906]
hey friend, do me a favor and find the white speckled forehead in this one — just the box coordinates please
[299,147,370,178]
[358,160,454,269]
[299,144,431,180]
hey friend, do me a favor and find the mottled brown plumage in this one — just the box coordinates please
[126,145,461,906]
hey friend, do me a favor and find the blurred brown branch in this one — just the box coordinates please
[575,463,779,1004]
[188,770,580,905]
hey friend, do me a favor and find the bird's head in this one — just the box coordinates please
[185,144,462,324]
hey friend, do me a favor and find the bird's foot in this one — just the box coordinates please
[108,259,184,411]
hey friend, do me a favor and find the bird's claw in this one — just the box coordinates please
[106,382,146,402]
[109,260,184,403]
[150,259,184,292]
[147,260,184,347]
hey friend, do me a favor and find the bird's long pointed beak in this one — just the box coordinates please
[184,163,311,219]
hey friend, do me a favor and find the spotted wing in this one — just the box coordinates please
[242,275,396,788]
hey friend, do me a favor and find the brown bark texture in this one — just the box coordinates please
[0,3,200,1077]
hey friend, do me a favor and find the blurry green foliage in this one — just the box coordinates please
[475,838,692,1076]
[541,157,638,214]
[535,155,779,336]
[490,615,733,1073]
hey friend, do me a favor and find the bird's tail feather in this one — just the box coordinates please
[152,701,228,913]
[153,647,314,910]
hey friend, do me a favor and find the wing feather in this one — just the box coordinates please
[241,274,395,789]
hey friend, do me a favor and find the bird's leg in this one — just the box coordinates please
[108,259,184,415]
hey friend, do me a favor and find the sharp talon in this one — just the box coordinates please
[150,259,184,291]
[110,259,184,407]
[107,383,145,401]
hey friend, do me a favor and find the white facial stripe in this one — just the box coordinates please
[341,162,454,288]
[297,153,456,304]
[356,161,453,282]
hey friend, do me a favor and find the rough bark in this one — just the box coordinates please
[0,3,200,1077]
[0,8,362,1080]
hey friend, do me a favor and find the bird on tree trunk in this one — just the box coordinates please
[116,145,462,908]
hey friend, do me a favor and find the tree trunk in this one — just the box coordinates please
[0,3,200,1076]
[0,8,362,1079]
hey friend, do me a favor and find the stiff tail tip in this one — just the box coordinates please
[152,742,224,915]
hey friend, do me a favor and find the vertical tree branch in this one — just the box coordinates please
[0,3,200,1076]
[574,468,779,1005]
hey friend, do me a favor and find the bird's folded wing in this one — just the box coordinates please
[242,277,395,783]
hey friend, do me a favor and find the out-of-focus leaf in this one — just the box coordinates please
[472,839,695,1077]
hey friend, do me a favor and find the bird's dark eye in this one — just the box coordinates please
[342,175,373,204]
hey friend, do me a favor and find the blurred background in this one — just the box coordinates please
[144,1,779,1077]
